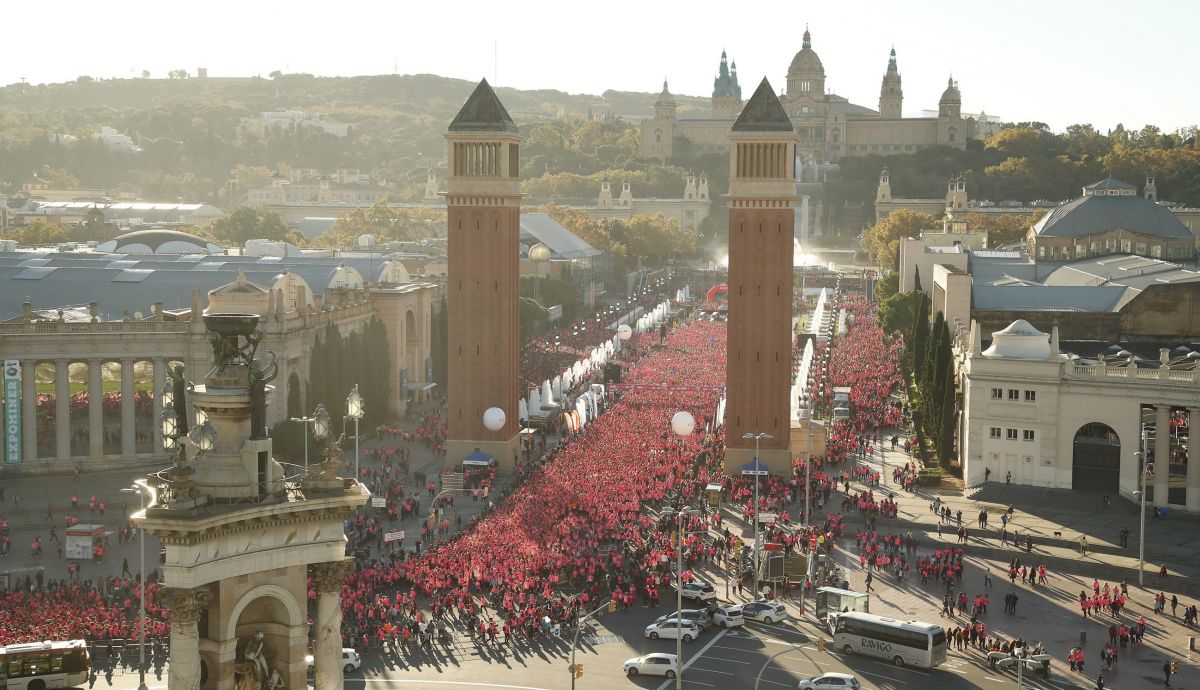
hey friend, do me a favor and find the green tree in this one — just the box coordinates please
[958,212,1042,248]
[862,210,935,270]
[7,219,69,245]
[909,293,930,381]
[878,290,925,337]
[874,271,900,302]
[206,206,290,246]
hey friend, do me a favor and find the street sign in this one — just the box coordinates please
[384,530,405,543]
[4,360,20,465]
[371,496,387,508]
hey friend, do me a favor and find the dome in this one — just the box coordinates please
[528,243,551,262]
[655,80,676,107]
[982,320,1052,360]
[940,77,961,104]
[788,41,824,77]
[96,229,222,255]
[1032,178,1193,240]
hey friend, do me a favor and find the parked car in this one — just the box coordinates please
[656,608,714,630]
[624,653,680,678]
[644,619,700,642]
[678,581,718,602]
[711,604,745,628]
[798,672,861,689]
[305,648,362,674]
[742,599,789,624]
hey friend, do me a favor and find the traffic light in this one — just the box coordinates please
[575,663,584,678]
[1171,660,1178,674]
[608,598,618,613]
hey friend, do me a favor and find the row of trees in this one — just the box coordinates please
[543,204,698,268]
[307,318,392,432]
[877,273,958,470]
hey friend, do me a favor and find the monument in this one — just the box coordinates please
[724,78,797,474]
[134,313,367,690]
[443,79,522,472]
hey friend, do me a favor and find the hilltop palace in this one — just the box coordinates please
[639,29,983,165]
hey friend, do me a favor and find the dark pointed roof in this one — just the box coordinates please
[448,79,518,133]
[732,78,793,132]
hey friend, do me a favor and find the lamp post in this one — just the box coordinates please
[569,599,611,690]
[743,432,773,595]
[121,483,150,690]
[670,411,696,690]
[346,385,364,487]
[291,404,331,473]
[1135,423,1152,586]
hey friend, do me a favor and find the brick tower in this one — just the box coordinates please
[444,79,521,472]
[725,77,796,474]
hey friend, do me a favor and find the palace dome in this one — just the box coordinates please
[787,29,824,77]
[1032,178,1193,240]
[982,320,1052,360]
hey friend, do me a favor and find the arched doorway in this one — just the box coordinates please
[1072,422,1120,493]
[226,585,305,690]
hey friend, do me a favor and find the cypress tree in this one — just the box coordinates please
[910,295,930,381]
[308,333,326,416]
[914,266,923,292]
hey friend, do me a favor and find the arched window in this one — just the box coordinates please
[947,127,957,143]
[654,129,662,143]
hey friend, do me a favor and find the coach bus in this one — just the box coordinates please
[828,611,947,668]
[0,640,89,690]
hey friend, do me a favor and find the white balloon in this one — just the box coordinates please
[671,410,696,437]
[617,323,632,340]
[483,406,506,432]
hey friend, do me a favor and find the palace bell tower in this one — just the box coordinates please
[724,78,796,474]
[444,79,522,471]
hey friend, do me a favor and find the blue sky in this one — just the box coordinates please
[3,0,1196,132]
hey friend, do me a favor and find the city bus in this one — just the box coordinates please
[0,640,90,690]
[828,611,947,668]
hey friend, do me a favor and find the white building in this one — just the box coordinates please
[97,126,140,152]
[958,318,1200,511]
[259,110,350,137]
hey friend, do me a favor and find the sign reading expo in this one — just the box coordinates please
[3,360,20,465]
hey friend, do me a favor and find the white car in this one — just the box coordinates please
[305,648,362,673]
[624,652,680,678]
[742,599,788,624]
[644,619,700,642]
[678,581,718,602]
[656,608,714,630]
[711,604,745,628]
[798,672,861,689]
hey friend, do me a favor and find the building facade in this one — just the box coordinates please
[959,319,1200,511]
[640,31,973,163]
[576,174,711,233]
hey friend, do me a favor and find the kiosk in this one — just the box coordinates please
[815,587,869,620]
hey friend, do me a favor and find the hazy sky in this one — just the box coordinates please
[4,0,1196,132]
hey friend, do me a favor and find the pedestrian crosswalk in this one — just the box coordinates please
[583,634,623,645]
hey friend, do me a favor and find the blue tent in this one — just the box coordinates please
[463,449,494,466]
[740,457,769,476]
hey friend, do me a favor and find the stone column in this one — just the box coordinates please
[152,358,166,454]
[1187,408,1200,512]
[21,360,37,462]
[120,358,136,457]
[311,560,354,690]
[54,358,70,460]
[167,586,212,690]
[1154,404,1171,506]
[88,359,103,458]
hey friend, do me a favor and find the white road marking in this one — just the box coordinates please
[697,655,752,664]
[858,670,905,683]
[358,681,554,690]
[686,666,737,675]
[655,628,729,690]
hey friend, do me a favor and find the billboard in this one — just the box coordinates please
[4,360,19,464]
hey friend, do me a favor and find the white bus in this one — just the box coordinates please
[0,640,90,690]
[828,612,947,668]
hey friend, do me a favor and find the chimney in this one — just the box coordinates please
[22,299,32,322]
[1049,326,1059,359]
[153,301,164,321]
[89,301,99,322]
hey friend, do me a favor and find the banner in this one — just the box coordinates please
[401,368,409,400]
[371,496,387,508]
[384,530,406,543]
[425,356,433,383]
[4,360,20,465]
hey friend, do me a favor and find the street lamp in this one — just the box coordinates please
[743,432,773,595]
[121,482,151,690]
[291,404,330,473]
[670,411,696,690]
[190,419,216,452]
[1134,423,1153,586]
[346,385,364,485]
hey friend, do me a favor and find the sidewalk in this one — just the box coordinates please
[841,439,1200,594]
[0,430,452,584]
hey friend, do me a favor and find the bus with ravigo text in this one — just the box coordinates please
[0,640,89,690]
[828,611,947,668]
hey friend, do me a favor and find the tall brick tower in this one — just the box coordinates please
[725,77,796,474]
[444,79,521,472]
